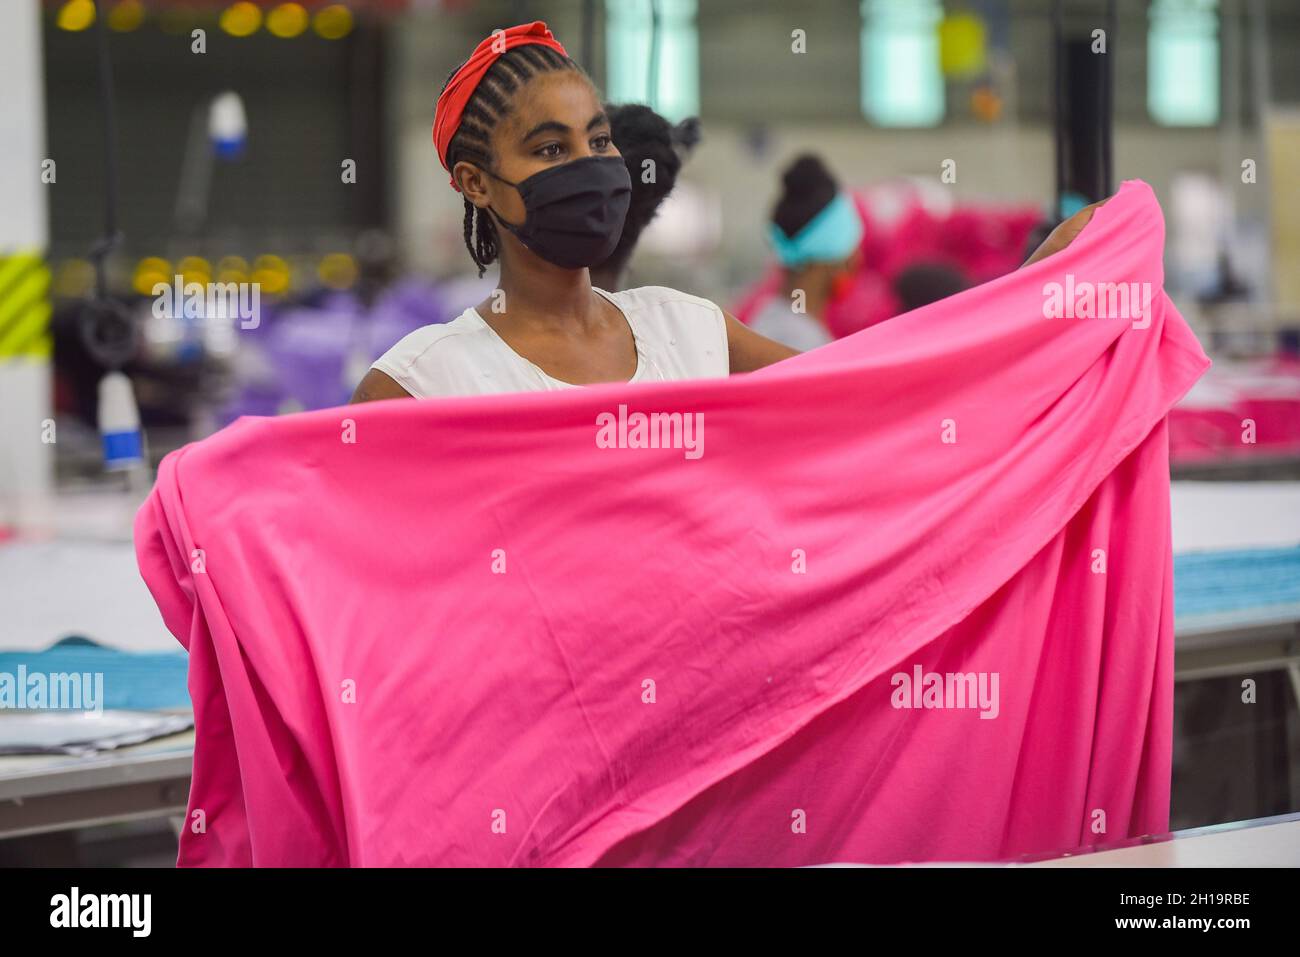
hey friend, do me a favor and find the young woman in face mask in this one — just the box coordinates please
[353,21,796,401]
[353,21,1101,402]
[748,154,863,352]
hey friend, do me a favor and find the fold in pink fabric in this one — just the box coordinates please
[136,180,1210,867]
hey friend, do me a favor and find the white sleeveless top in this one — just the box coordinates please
[370,285,730,398]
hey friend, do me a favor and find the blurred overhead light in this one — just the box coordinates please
[318,253,358,289]
[132,257,173,296]
[56,0,96,32]
[220,2,262,38]
[313,4,354,40]
[177,256,212,285]
[266,3,310,39]
[252,255,291,295]
[217,256,250,284]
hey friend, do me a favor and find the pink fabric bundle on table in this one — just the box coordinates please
[135,180,1209,867]
[1170,356,1300,466]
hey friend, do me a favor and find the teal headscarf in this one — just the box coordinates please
[766,192,863,268]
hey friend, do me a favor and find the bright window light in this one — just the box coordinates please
[604,0,699,122]
[1148,0,1220,126]
[860,0,945,128]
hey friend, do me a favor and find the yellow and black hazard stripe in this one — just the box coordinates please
[0,251,52,360]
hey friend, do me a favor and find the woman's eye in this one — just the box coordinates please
[592,134,612,150]
[536,143,563,159]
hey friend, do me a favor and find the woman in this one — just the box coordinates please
[748,154,863,351]
[353,21,791,401]
[353,21,1097,403]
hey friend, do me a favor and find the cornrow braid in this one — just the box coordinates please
[441,45,590,277]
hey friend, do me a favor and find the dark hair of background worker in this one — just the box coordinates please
[589,104,701,292]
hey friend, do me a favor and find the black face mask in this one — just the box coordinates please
[484,155,632,270]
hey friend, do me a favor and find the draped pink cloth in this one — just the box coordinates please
[136,180,1209,867]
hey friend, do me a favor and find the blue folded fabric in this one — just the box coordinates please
[0,636,189,711]
[1174,545,1300,618]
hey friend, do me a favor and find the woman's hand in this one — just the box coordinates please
[1022,198,1108,268]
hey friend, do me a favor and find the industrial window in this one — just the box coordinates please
[1148,0,1221,126]
[604,0,700,122]
[860,0,945,127]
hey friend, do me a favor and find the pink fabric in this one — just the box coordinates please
[136,180,1209,867]
[1170,356,1300,465]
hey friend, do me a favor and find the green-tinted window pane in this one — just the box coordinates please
[860,0,944,127]
[1148,0,1220,126]
[605,0,699,122]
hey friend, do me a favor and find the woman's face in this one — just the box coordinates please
[466,71,621,226]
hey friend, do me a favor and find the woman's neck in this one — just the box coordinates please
[493,259,604,331]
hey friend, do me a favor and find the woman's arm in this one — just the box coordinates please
[350,368,415,403]
[723,310,801,373]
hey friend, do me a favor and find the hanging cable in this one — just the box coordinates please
[647,0,661,110]
[1052,0,1066,221]
[89,0,121,302]
[1101,0,1115,196]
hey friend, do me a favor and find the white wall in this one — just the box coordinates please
[0,0,53,534]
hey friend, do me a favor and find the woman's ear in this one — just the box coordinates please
[454,162,491,208]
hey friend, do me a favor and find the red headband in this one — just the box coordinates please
[433,21,569,193]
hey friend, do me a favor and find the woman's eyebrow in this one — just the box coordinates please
[519,120,567,141]
[520,111,609,142]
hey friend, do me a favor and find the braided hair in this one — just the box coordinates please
[441,45,591,277]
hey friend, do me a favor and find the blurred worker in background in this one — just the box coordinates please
[589,104,701,292]
[749,154,863,351]
[891,260,971,314]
